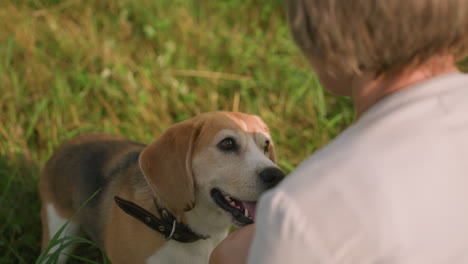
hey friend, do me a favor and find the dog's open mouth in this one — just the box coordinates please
[210,188,256,226]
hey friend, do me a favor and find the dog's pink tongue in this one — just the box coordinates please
[241,201,257,220]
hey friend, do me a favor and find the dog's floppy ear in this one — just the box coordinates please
[139,118,202,213]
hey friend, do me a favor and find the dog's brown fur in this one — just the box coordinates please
[39,112,283,264]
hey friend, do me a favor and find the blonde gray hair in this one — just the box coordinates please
[287,0,468,76]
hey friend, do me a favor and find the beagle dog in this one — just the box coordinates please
[39,111,284,264]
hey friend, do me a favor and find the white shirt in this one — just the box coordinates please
[248,72,468,264]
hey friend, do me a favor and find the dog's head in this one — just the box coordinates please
[139,112,284,227]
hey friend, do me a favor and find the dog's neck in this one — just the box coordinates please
[133,185,231,240]
[183,198,232,237]
[128,186,230,264]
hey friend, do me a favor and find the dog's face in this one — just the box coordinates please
[192,112,284,227]
[139,112,284,227]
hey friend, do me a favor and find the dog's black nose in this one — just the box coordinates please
[259,167,285,189]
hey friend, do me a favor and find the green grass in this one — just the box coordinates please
[35,190,111,264]
[1,0,466,263]
[0,1,354,262]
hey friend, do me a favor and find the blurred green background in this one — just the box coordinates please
[0,1,353,262]
[1,0,466,263]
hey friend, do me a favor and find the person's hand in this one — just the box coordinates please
[209,224,256,264]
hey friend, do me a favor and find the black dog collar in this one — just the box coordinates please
[114,196,208,243]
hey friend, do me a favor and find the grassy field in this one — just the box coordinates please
[0,1,354,262]
[0,0,465,263]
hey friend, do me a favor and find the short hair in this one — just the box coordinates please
[287,0,468,76]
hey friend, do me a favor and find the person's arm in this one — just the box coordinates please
[210,190,320,264]
[247,190,323,263]
[209,224,255,264]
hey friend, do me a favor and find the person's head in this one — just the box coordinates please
[287,0,468,95]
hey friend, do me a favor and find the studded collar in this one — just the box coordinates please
[114,196,209,243]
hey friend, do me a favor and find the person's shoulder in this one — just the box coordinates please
[282,72,468,186]
[277,114,384,194]
[256,122,392,250]
[271,72,468,218]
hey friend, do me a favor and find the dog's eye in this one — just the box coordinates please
[218,138,237,151]
[264,140,270,154]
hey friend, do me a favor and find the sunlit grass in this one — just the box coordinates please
[0,1,353,262]
[2,0,466,263]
